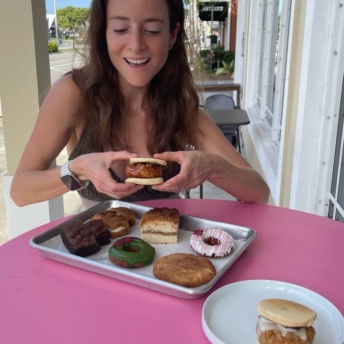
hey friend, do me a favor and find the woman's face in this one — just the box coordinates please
[106,0,179,89]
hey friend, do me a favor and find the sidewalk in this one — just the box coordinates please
[0,117,7,245]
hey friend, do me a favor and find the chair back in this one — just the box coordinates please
[204,94,235,111]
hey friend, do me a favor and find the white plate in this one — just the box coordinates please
[202,280,344,344]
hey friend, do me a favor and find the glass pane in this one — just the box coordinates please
[267,0,280,114]
[328,200,334,219]
[329,75,344,220]
[257,1,267,102]
[335,209,344,222]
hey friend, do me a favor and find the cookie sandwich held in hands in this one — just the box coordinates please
[125,158,167,185]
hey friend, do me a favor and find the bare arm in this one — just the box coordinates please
[10,75,140,206]
[10,75,82,206]
[153,109,270,204]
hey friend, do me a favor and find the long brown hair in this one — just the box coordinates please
[71,0,200,154]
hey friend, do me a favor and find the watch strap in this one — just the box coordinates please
[61,160,89,190]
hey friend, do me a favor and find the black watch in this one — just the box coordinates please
[61,160,89,191]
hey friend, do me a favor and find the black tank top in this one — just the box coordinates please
[68,129,180,202]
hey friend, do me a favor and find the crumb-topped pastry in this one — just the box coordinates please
[140,207,180,244]
[92,207,136,239]
[61,219,110,257]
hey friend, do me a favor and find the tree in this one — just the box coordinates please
[56,6,89,38]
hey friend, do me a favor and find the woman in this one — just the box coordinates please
[10,0,269,209]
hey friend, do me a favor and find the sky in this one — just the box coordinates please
[45,0,91,14]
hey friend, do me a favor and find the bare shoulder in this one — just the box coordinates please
[197,107,216,122]
[195,108,221,135]
[48,74,84,107]
[40,74,87,126]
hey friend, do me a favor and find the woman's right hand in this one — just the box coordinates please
[68,151,144,199]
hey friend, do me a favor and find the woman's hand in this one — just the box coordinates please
[68,151,144,199]
[151,150,210,193]
[152,150,270,204]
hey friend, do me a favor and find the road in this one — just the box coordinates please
[0,51,84,245]
[49,50,83,84]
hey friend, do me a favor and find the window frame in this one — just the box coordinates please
[244,0,293,203]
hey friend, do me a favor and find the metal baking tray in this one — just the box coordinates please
[30,200,256,299]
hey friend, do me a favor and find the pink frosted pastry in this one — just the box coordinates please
[190,228,235,258]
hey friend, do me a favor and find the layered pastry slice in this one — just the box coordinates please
[140,207,180,244]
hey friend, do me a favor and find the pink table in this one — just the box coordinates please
[1,199,343,343]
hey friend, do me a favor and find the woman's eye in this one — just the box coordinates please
[144,30,161,36]
[113,29,128,34]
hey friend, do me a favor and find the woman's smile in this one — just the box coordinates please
[124,58,151,67]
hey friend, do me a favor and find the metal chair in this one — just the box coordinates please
[184,144,203,199]
[204,94,236,110]
[204,94,241,150]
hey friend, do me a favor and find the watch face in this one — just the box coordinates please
[61,174,81,191]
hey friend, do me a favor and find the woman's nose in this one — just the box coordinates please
[128,30,146,51]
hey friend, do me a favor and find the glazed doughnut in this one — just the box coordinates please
[108,237,156,268]
[190,228,235,258]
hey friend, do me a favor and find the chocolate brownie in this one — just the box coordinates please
[61,219,110,257]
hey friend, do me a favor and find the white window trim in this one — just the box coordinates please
[271,0,292,143]
[289,0,341,214]
[242,0,344,214]
[246,108,280,204]
[315,1,344,216]
[244,0,294,205]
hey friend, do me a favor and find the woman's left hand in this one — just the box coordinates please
[151,150,210,193]
[152,149,270,204]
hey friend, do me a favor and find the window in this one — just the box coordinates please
[253,0,291,149]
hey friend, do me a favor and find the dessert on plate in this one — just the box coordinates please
[256,298,317,344]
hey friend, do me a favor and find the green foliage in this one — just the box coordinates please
[48,41,59,53]
[195,47,235,75]
[194,54,207,73]
[57,6,89,37]
[215,48,235,65]
[216,60,235,76]
[199,50,211,58]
